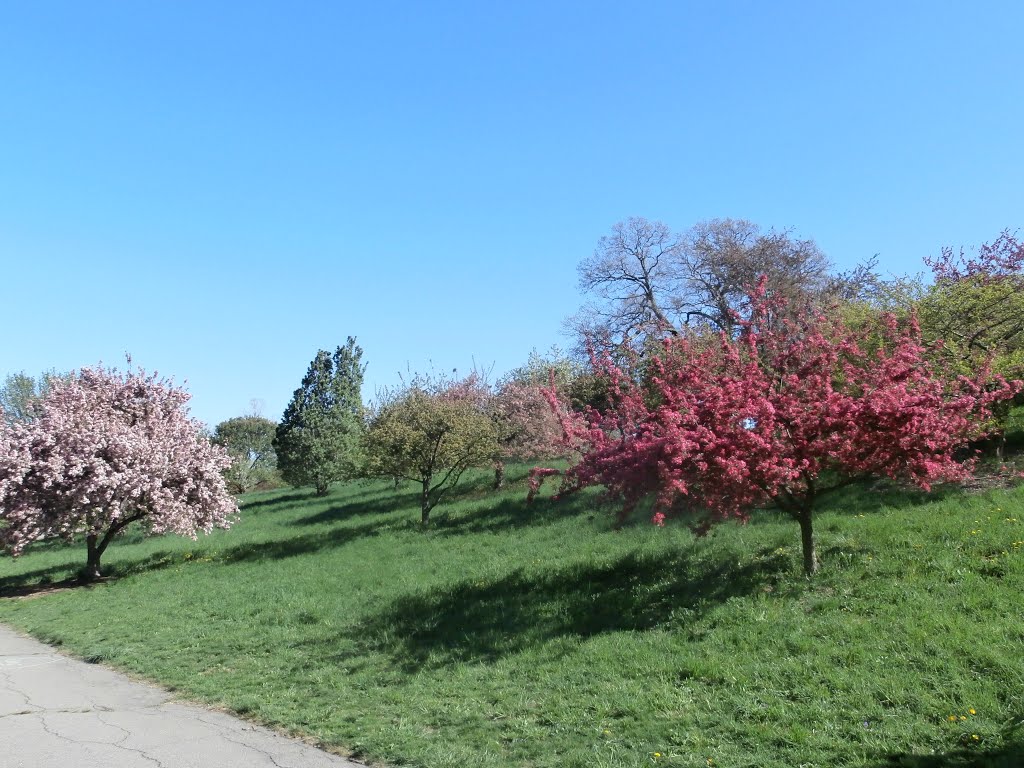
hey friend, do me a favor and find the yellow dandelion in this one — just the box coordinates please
[948,715,958,722]
[960,715,967,721]
[968,708,976,715]
[972,734,980,741]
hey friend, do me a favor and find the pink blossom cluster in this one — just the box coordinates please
[0,366,238,558]
[493,380,568,462]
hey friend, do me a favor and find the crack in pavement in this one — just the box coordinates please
[0,625,365,767]
[0,707,96,719]
[190,711,303,768]
[37,711,168,768]
[0,666,42,714]
[95,711,170,768]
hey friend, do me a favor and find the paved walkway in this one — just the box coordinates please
[0,624,365,768]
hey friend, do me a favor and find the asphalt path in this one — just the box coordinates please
[0,624,366,768]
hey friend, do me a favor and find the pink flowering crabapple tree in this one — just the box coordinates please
[0,366,238,581]
[531,280,1021,575]
[490,379,569,488]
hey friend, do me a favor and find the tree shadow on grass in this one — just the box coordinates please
[424,493,605,538]
[330,545,792,673]
[816,480,963,516]
[874,733,1024,768]
[0,564,83,597]
[211,518,384,563]
[240,490,321,511]
[291,490,423,526]
[1,519,387,597]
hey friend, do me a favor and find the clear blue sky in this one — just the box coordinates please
[2,2,1022,428]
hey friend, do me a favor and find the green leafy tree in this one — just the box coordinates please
[919,231,1024,380]
[275,338,366,496]
[917,232,1024,456]
[212,415,280,493]
[363,372,499,525]
[0,370,68,424]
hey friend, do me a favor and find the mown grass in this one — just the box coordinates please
[1,465,1023,767]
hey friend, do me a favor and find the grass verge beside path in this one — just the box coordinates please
[1,465,1023,767]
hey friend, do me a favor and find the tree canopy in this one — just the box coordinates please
[535,281,1022,575]
[275,338,366,496]
[569,217,833,350]
[363,372,499,525]
[213,415,279,493]
[0,366,237,580]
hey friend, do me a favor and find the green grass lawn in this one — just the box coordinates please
[1,466,1023,768]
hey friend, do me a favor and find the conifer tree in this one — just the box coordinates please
[275,338,366,495]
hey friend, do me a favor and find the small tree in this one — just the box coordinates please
[275,338,366,496]
[920,231,1024,376]
[490,379,568,488]
[363,372,499,525]
[535,281,1021,575]
[0,366,237,581]
[213,415,279,493]
[0,370,68,425]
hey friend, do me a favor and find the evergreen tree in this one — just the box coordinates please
[275,338,366,495]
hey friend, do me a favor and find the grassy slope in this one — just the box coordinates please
[1,466,1023,768]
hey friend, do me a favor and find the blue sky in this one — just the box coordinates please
[2,2,1022,428]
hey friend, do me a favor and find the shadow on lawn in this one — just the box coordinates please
[333,545,791,672]
[291,490,423,525]
[241,490,320,511]
[814,480,962,517]
[1,518,387,597]
[875,732,1024,768]
[427,494,603,537]
[0,564,84,597]
[290,470,536,527]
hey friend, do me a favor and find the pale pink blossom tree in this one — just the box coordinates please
[490,380,568,488]
[532,281,1021,575]
[0,366,238,580]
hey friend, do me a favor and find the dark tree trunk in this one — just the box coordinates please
[84,533,104,582]
[315,481,330,496]
[798,507,818,576]
[394,476,401,490]
[493,461,505,490]
[420,478,432,526]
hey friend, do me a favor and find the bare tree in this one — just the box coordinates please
[569,217,835,350]
[679,219,831,331]
[572,217,686,344]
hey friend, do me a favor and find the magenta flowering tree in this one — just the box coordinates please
[534,281,1022,575]
[0,366,238,581]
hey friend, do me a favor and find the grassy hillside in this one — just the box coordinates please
[1,465,1022,768]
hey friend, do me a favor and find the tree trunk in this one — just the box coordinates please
[420,478,432,526]
[493,461,505,490]
[315,480,329,496]
[798,507,818,576]
[84,533,104,582]
[393,476,401,490]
